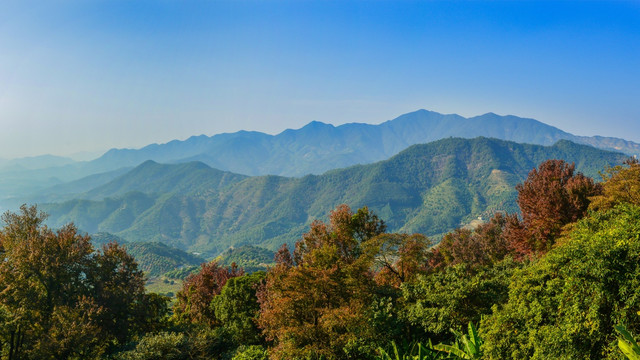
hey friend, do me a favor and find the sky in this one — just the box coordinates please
[0,0,639,159]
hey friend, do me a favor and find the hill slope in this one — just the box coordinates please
[42,138,628,256]
[124,241,205,277]
[89,232,205,277]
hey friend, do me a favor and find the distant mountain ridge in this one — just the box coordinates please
[0,154,76,172]
[42,137,628,256]
[87,110,640,177]
[3,109,637,209]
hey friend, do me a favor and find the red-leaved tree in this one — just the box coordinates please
[506,159,601,256]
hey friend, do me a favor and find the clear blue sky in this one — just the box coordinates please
[1,0,639,159]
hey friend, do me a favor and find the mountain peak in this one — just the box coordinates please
[302,120,333,129]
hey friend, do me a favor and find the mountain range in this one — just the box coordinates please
[41,137,627,256]
[85,110,640,177]
[3,110,639,210]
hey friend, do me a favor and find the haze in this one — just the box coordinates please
[1,0,639,159]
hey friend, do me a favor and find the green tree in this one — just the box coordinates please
[211,271,266,345]
[231,345,269,360]
[121,332,190,360]
[481,204,640,359]
[402,260,518,342]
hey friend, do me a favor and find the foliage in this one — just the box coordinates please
[508,159,601,256]
[402,260,518,342]
[590,158,640,211]
[615,325,640,360]
[432,322,483,359]
[481,204,640,359]
[173,261,243,326]
[120,327,235,360]
[6,155,640,359]
[0,205,169,359]
[211,271,266,345]
[231,345,269,360]
[377,341,443,360]
[366,233,431,286]
[432,213,509,270]
[376,322,483,360]
[121,332,189,360]
[257,205,387,359]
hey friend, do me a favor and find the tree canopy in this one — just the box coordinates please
[0,205,167,359]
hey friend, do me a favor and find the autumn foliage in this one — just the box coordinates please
[174,261,243,326]
[505,159,601,256]
[257,205,386,359]
[589,157,640,211]
[0,205,167,359]
[1,157,636,359]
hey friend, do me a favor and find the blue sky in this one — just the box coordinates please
[1,0,639,159]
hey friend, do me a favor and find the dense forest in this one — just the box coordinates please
[1,158,640,359]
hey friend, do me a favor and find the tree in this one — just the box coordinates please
[508,159,601,256]
[402,260,517,342]
[0,205,167,359]
[433,213,510,269]
[174,261,243,326]
[590,158,640,211]
[257,205,386,359]
[121,332,190,360]
[365,233,431,287]
[90,242,169,346]
[211,271,266,345]
[481,204,640,359]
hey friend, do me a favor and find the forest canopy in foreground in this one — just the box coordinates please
[0,159,639,359]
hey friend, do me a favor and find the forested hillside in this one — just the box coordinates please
[41,137,627,256]
[89,232,206,277]
[5,157,639,359]
[124,242,205,277]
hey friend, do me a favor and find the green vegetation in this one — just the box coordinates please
[42,138,627,255]
[163,265,200,280]
[3,156,640,359]
[215,245,275,273]
[124,241,204,277]
[0,205,167,359]
[616,325,640,360]
[481,203,640,359]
